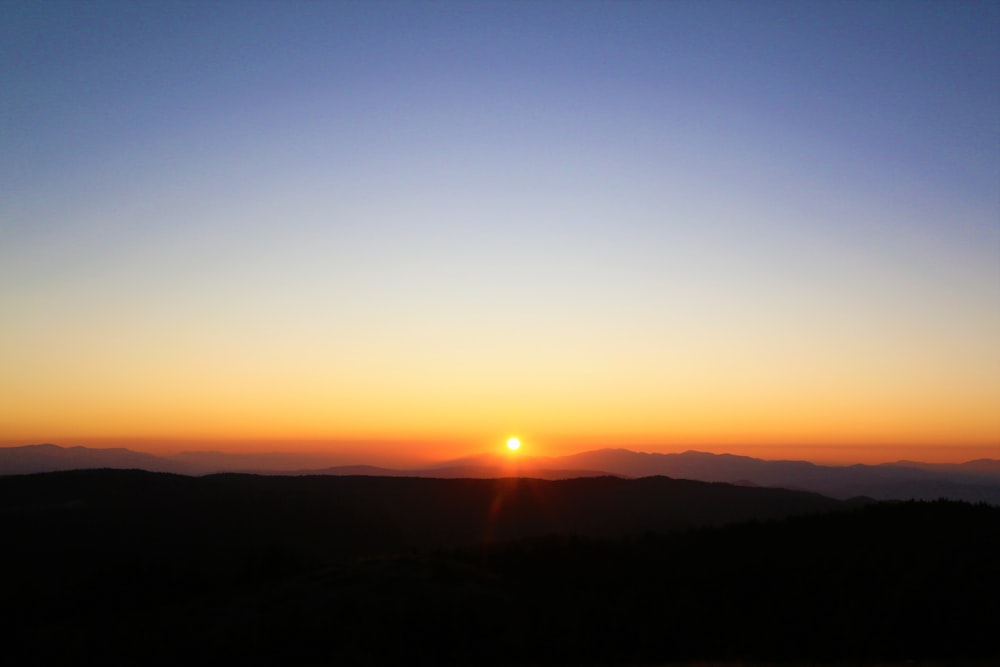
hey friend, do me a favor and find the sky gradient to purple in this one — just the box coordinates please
[2,1,998,462]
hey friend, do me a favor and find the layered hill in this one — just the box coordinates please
[2,443,999,503]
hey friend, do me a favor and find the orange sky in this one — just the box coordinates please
[2,312,997,465]
[1,302,997,464]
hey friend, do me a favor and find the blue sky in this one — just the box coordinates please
[2,1,998,460]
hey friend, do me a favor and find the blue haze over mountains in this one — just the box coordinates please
[2,443,998,505]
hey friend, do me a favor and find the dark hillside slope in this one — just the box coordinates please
[1,471,995,665]
[474,500,1000,664]
[192,502,999,665]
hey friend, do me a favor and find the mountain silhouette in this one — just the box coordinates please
[0,443,195,475]
[554,448,1000,503]
[302,462,614,480]
[2,443,998,504]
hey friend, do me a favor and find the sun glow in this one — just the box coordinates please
[506,437,521,452]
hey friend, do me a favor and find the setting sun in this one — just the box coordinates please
[1,2,996,477]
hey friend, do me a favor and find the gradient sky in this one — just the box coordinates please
[2,1,998,463]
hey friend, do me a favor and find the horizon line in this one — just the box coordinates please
[2,439,997,467]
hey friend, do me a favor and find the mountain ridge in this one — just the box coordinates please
[2,442,998,503]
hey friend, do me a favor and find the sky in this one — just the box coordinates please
[2,1,998,464]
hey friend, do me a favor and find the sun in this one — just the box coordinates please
[506,437,521,452]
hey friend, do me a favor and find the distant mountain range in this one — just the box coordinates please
[2,443,998,504]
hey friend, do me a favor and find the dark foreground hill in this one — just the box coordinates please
[1,470,997,665]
